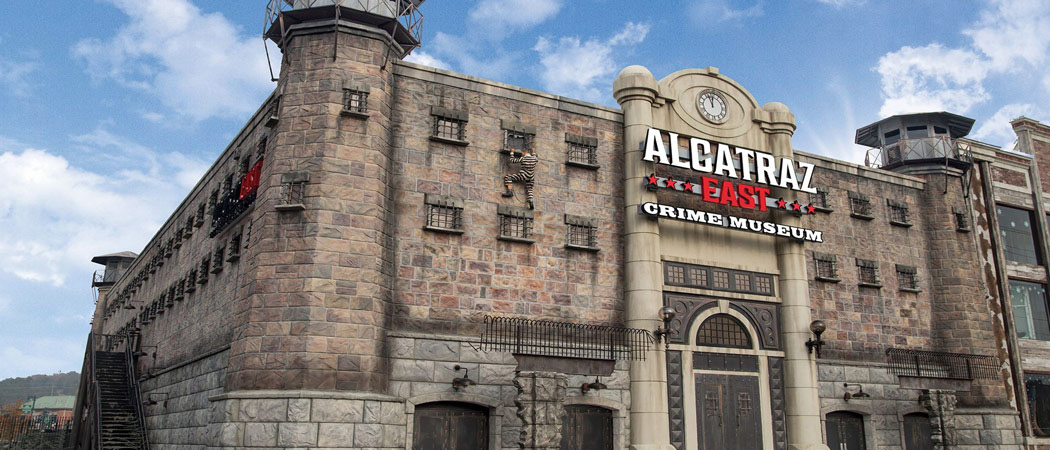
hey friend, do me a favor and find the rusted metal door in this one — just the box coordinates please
[903,413,933,450]
[826,411,866,450]
[560,405,613,450]
[412,402,488,450]
[695,374,762,450]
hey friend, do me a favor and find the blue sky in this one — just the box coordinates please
[0,0,1047,379]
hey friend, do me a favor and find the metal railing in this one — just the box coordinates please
[69,332,149,450]
[886,347,1000,381]
[0,414,73,449]
[865,136,973,169]
[265,0,424,51]
[480,315,653,361]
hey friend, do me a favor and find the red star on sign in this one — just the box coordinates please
[776,198,787,209]
[792,202,801,211]
[647,174,659,186]
[806,204,816,214]
[665,177,677,189]
[682,181,694,192]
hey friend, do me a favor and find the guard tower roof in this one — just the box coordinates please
[90,251,138,265]
[855,111,975,148]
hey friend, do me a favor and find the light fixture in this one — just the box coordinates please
[133,345,157,359]
[451,365,477,390]
[581,377,607,394]
[843,383,870,402]
[653,306,677,349]
[805,320,826,358]
[143,392,168,407]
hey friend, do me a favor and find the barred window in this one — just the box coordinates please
[897,264,919,291]
[276,171,309,211]
[265,97,280,127]
[696,314,752,349]
[501,120,536,154]
[565,134,599,168]
[954,207,970,232]
[888,199,910,226]
[228,231,242,262]
[173,229,183,249]
[814,253,838,281]
[185,269,197,293]
[185,215,195,236]
[498,205,534,242]
[208,189,219,215]
[857,259,880,287]
[810,186,830,210]
[848,191,872,218]
[198,257,210,283]
[211,246,225,273]
[423,194,464,233]
[257,137,268,157]
[431,107,468,143]
[565,214,598,250]
[165,285,176,307]
[195,203,206,227]
[342,82,369,115]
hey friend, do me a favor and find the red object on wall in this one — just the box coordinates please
[239,161,263,200]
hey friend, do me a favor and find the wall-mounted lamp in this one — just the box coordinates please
[581,377,607,394]
[451,365,477,390]
[133,346,157,359]
[805,320,826,358]
[653,306,677,349]
[123,300,142,310]
[143,392,168,407]
[843,383,870,402]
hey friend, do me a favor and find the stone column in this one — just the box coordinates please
[514,371,568,450]
[757,103,827,450]
[920,389,958,449]
[613,65,672,450]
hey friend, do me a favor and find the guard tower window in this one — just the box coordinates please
[423,194,464,233]
[884,129,901,145]
[497,205,534,243]
[565,134,599,168]
[857,259,881,287]
[848,191,873,219]
[696,314,752,349]
[565,215,598,250]
[997,205,1042,265]
[906,125,929,139]
[1010,280,1050,340]
[814,252,839,281]
[933,126,948,135]
[897,265,919,291]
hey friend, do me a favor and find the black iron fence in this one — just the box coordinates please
[0,414,72,450]
[480,315,653,361]
[886,347,1000,380]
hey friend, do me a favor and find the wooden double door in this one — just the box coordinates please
[695,373,762,450]
[413,402,488,450]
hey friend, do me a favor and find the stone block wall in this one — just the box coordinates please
[140,350,229,450]
[818,360,1022,450]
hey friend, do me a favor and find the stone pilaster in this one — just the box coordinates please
[514,371,568,450]
[920,389,959,449]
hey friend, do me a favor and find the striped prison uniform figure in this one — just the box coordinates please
[504,151,538,209]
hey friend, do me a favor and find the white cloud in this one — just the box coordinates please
[0,132,205,287]
[691,0,763,23]
[428,32,518,80]
[72,0,277,121]
[468,0,563,40]
[403,50,452,70]
[0,337,86,380]
[813,0,864,7]
[533,23,650,103]
[971,103,1046,147]
[876,0,1050,118]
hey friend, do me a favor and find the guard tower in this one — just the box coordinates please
[857,112,975,175]
[90,251,137,289]
[265,0,424,57]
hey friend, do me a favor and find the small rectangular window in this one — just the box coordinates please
[195,203,206,227]
[896,264,919,291]
[208,189,219,216]
[276,171,310,211]
[430,107,468,144]
[954,207,971,232]
[228,231,242,262]
[211,246,225,273]
[814,253,839,281]
[848,191,873,219]
[888,199,911,226]
[857,259,881,287]
[173,229,183,249]
[423,194,464,233]
[934,126,948,135]
[341,82,369,115]
[884,129,901,145]
[501,120,537,154]
[712,270,730,289]
[497,205,534,242]
[998,205,1042,265]
[666,265,685,284]
[257,137,268,157]
[185,215,195,236]
[906,125,929,139]
[198,257,210,283]
[184,269,197,293]
[733,273,751,291]
[1011,280,1050,340]
[810,187,830,211]
[565,214,598,250]
[566,134,599,168]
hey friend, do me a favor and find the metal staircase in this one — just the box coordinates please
[70,333,149,450]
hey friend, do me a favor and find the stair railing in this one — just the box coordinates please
[91,333,102,450]
[69,334,91,450]
[124,331,151,450]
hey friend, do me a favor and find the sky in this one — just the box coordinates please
[0,0,1048,380]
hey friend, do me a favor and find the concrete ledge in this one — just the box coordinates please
[210,390,403,402]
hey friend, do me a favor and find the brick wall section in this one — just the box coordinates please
[386,64,625,335]
[225,26,399,393]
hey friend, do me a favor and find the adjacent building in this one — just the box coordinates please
[71,1,1050,449]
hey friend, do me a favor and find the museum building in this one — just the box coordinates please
[69,1,1050,449]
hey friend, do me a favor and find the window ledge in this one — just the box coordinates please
[424,225,465,235]
[429,136,469,146]
[264,116,279,128]
[565,244,600,252]
[815,276,841,283]
[340,109,370,119]
[858,282,883,289]
[850,213,875,221]
[184,287,196,294]
[900,288,922,293]
[210,267,224,274]
[226,254,241,263]
[566,160,601,170]
[498,235,535,244]
[890,220,913,228]
[813,206,834,214]
[276,203,306,212]
[197,278,208,285]
[956,227,972,233]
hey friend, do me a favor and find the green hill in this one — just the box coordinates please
[0,372,80,407]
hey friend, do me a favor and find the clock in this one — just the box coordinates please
[697,89,728,124]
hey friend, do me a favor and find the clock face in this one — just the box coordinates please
[697,89,728,123]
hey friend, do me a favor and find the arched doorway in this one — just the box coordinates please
[693,313,762,450]
[826,411,866,450]
[560,405,613,450]
[412,402,488,450]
